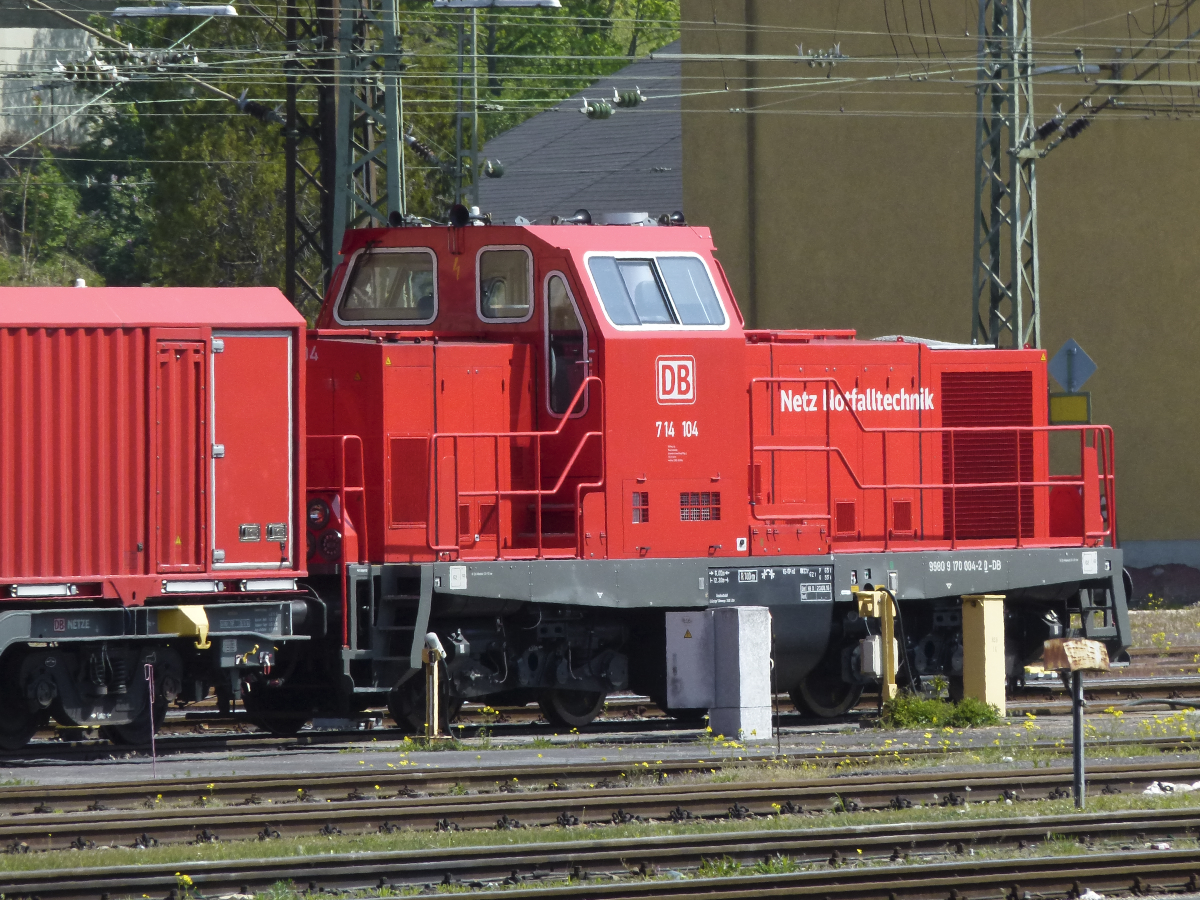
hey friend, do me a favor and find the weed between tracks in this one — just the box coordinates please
[8,778,1200,889]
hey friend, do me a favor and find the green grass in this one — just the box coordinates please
[881,693,1001,728]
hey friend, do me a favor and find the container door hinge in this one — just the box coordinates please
[212,339,225,353]
[213,549,226,563]
[212,444,225,458]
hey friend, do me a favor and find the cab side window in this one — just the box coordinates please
[339,248,436,323]
[546,274,588,415]
[479,248,533,320]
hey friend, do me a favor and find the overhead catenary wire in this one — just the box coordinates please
[4,0,1198,177]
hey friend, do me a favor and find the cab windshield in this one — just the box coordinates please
[588,255,725,327]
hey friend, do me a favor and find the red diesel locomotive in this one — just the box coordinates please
[0,218,1129,745]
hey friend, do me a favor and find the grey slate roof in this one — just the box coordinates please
[477,40,681,225]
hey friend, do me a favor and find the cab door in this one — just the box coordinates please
[210,331,294,569]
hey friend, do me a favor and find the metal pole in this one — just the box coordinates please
[455,15,464,203]
[470,7,479,209]
[398,43,407,217]
[144,663,157,779]
[381,0,403,217]
[1072,669,1085,808]
[284,0,298,304]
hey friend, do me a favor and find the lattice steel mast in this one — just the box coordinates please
[284,0,337,312]
[970,0,1041,350]
[284,0,407,311]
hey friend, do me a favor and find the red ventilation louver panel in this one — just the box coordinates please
[941,371,1034,540]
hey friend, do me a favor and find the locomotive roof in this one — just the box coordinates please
[0,286,304,329]
[338,223,717,256]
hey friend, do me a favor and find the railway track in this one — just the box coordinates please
[12,673,1200,763]
[4,758,1200,852]
[4,801,1200,898]
[7,733,1200,816]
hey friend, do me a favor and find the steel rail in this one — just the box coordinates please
[4,805,1200,898]
[5,735,1200,816]
[127,675,1200,739]
[466,849,1200,900]
[5,760,1200,852]
[18,673,1200,762]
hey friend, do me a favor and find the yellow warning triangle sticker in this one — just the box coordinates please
[175,536,182,546]
[354,372,362,381]
[684,630,692,639]
[385,356,392,366]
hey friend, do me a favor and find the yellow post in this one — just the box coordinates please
[961,594,1006,717]
[855,588,898,701]
[880,592,896,701]
[422,647,442,739]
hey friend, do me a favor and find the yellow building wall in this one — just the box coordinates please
[681,0,1200,548]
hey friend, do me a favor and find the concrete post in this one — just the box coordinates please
[708,606,773,741]
[961,594,1006,716]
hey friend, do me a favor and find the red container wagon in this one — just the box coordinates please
[271,216,1130,732]
[0,287,320,748]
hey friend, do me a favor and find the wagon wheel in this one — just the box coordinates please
[790,671,863,719]
[538,689,606,728]
[101,700,168,747]
[0,690,40,752]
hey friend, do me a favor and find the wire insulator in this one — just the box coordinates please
[1034,116,1063,141]
[236,90,284,125]
[613,86,645,108]
[403,131,441,166]
[580,98,612,120]
[1064,116,1092,139]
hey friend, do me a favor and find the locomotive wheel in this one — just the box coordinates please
[386,674,451,734]
[101,701,168,746]
[242,684,311,736]
[538,689,606,728]
[790,671,863,719]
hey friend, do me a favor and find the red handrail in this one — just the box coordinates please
[426,376,604,559]
[749,377,1116,549]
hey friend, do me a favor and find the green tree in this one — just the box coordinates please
[5,1,678,292]
[0,152,98,285]
[397,0,679,211]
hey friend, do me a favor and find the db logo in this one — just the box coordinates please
[53,618,66,633]
[656,355,696,405]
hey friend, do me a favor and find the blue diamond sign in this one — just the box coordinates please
[1047,339,1096,393]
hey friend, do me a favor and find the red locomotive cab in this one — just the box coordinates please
[307,220,750,565]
